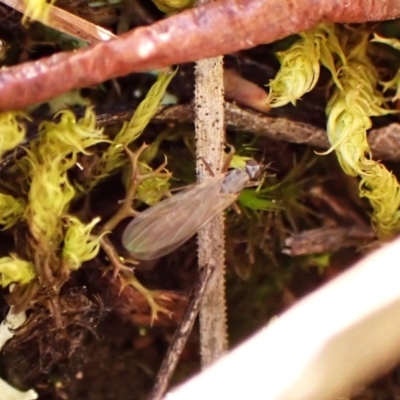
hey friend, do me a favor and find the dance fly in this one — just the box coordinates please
[122,160,262,261]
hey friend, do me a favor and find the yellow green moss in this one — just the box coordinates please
[0,194,25,229]
[22,0,54,23]
[62,216,103,270]
[23,108,107,244]
[0,112,27,158]
[135,163,171,205]
[0,255,35,287]
[326,33,398,238]
[269,24,400,239]
[0,112,27,229]
[0,71,175,296]
[89,70,176,189]
[268,24,344,107]
[152,0,194,13]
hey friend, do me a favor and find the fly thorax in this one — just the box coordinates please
[220,169,250,194]
[245,159,262,180]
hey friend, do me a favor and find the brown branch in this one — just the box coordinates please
[0,0,399,111]
[154,102,400,162]
[282,226,376,256]
[1,102,398,173]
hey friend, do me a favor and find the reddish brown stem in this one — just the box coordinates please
[1,0,400,112]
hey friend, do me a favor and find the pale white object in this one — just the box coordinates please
[0,308,26,349]
[0,379,38,400]
[0,308,38,400]
[167,236,400,400]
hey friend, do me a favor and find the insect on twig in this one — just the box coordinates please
[121,150,263,261]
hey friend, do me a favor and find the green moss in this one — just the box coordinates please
[269,24,400,239]
[0,70,175,300]
[22,0,54,23]
[62,216,103,270]
[0,112,27,158]
[23,108,107,244]
[135,163,171,205]
[152,0,194,13]
[0,255,35,287]
[268,24,344,107]
[326,33,399,238]
[0,194,25,229]
[238,188,277,211]
[88,70,176,189]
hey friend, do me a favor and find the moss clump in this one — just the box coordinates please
[0,70,175,314]
[268,24,400,239]
[22,0,54,23]
[268,24,344,107]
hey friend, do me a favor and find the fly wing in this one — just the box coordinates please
[122,174,237,260]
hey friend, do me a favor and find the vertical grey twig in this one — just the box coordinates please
[148,266,215,400]
[194,0,228,367]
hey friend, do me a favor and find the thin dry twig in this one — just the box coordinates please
[149,265,214,400]
[282,226,376,256]
[0,0,115,43]
[0,0,399,111]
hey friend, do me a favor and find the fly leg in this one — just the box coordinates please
[197,156,215,177]
[221,144,236,172]
[197,144,236,176]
